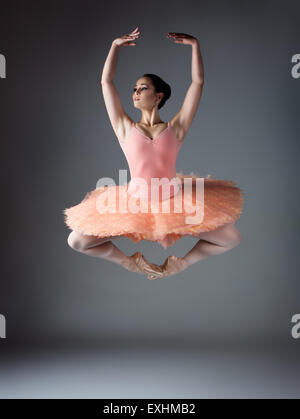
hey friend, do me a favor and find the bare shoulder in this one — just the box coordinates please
[169,115,187,143]
[114,114,134,143]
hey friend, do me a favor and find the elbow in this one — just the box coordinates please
[192,78,204,86]
[101,79,114,85]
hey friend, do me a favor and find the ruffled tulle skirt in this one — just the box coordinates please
[63,172,245,249]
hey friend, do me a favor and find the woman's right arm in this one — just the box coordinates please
[101,28,140,139]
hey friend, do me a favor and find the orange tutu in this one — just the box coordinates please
[63,172,245,249]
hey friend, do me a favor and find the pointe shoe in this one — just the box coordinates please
[133,252,165,280]
[121,252,188,280]
[121,251,163,279]
[120,252,145,275]
[121,252,165,280]
[157,255,189,279]
[138,254,189,280]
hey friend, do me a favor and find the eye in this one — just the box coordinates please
[133,87,147,92]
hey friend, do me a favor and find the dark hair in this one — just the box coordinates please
[141,73,171,109]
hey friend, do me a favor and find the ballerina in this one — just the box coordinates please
[64,26,244,280]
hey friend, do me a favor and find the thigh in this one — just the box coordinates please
[197,223,241,247]
[68,230,118,250]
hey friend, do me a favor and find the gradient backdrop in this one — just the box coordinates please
[0,0,299,398]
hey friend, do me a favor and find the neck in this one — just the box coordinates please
[139,110,163,126]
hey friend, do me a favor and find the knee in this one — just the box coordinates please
[226,225,242,248]
[67,231,84,251]
[67,230,112,252]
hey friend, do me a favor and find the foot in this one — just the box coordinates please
[143,255,190,280]
[121,252,189,280]
[120,252,145,275]
[133,252,165,280]
[120,252,166,280]
[154,255,189,280]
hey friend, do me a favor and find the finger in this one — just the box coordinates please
[125,32,139,36]
[125,35,139,40]
[170,33,185,38]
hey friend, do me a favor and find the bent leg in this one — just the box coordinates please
[67,230,128,266]
[183,223,242,266]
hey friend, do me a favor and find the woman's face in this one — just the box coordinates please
[133,78,161,108]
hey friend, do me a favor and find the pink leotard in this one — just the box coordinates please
[118,121,183,201]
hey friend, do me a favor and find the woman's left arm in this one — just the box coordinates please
[167,33,204,137]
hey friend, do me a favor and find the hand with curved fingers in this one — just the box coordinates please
[113,26,141,47]
[167,32,197,46]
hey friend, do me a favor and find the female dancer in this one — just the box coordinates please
[64,26,244,280]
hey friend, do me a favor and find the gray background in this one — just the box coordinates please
[0,0,299,398]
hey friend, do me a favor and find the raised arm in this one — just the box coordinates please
[101,27,140,139]
[167,33,204,139]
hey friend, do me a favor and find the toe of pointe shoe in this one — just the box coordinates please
[146,269,165,280]
[139,255,165,280]
[130,252,164,280]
